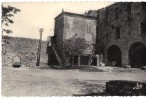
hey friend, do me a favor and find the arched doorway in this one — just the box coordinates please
[13,56,21,68]
[107,45,122,66]
[129,42,146,68]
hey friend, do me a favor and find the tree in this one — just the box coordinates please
[63,35,91,67]
[2,5,21,34]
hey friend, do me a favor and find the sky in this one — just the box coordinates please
[2,2,113,40]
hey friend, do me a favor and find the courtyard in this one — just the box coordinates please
[2,2,146,97]
[2,66,146,96]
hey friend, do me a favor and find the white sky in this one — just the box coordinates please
[2,2,113,40]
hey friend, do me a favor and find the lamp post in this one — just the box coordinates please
[36,28,43,66]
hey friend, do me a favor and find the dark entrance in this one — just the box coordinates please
[80,56,89,65]
[107,45,122,66]
[47,45,58,65]
[73,56,78,65]
[129,42,146,68]
[13,56,21,68]
[91,56,97,66]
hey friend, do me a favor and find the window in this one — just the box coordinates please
[127,3,131,15]
[115,27,121,39]
[105,34,109,40]
[80,56,89,65]
[128,32,131,36]
[94,20,96,24]
[87,25,91,34]
[141,22,146,34]
[142,2,146,11]
[74,21,78,24]
[115,8,119,19]
[111,26,114,29]
[68,21,73,29]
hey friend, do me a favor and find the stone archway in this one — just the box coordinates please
[13,56,21,68]
[129,42,146,68]
[107,45,122,66]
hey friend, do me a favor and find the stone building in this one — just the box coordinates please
[52,11,97,66]
[91,2,146,67]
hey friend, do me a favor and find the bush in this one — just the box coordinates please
[106,80,146,96]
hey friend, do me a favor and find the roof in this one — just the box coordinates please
[55,11,97,20]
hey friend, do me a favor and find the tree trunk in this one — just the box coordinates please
[70,56,74,68]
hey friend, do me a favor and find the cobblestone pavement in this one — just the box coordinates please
[2,67,146,96]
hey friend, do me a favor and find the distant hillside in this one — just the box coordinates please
[2,36,48,67]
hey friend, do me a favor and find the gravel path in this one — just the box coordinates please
[2,67,146,96]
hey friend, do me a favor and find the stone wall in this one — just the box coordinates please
[2,36,48,67]
[87,2,146,67]
[54,13,64,48]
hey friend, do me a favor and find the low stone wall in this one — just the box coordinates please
[106,80,146,96]
[2,36,48,67]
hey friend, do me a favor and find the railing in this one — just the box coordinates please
[51,43,66,68]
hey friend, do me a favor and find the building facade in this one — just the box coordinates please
[53,11,97,66]
[91,2,146,67]
[50,2,146,68]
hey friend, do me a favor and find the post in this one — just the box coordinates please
[36,28,43,66]
[78,56,80,66]
[96,54,100,66]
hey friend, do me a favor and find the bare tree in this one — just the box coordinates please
[63,35,91,67]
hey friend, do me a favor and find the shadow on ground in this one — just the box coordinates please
[72,80,146,96]
[73,92,109,96]
[70,79,107,96]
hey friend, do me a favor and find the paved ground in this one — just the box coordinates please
[2,66,146,96]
